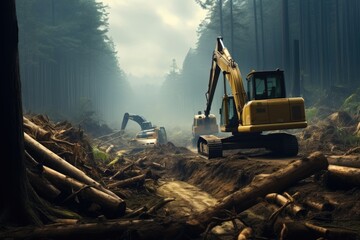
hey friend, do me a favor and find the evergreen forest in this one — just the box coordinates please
[17,0,131,125]
[17,0,360,126]
[161,0,360,123]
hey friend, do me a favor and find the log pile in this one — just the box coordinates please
[21,115,164,220]
[1,115,359,239]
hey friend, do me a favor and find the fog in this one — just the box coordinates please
[17,0,360,145]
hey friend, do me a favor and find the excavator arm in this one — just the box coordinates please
[120,112,153,131]
[205,37,247,124]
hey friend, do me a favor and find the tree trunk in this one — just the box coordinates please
[327,155,360,168]
[0,0,41,226]
[24,133,119,199]
[0,219,185,240]
[27,169,61,201]
[23,117,51,141]
[186,152,328,233]
[39,165,126,218]
[265,193,306,217]
[326,165,360,187]
[107,173,146,189]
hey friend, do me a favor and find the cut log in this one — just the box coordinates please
[186,152,328,233]
[40,165,126,218]
[24,132,119,199]
[303,199,334,212]
[0,219,184,240]
[327,165,360,187]
[107,173,146,189]
[265,193,306,217]
[277,221,320,240]
[105,144,114,154]
[327,155,360,168]
[237,227,253,240]
[151,162,165,170]
[23,116,51,141]
[26,169,61,201]
[305,222,357,240]
[109,163,134,180]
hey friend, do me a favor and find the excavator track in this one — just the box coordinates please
[197,135,223,158]
[198,133,299,159]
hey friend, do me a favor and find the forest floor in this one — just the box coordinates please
[82,108,360,240]
[3,109,360,240]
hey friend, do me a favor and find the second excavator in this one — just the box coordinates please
[121,112,167,147]
[195,37,307,158]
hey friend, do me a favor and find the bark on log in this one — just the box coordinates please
[326,165,360,187]
[24,132,119,199]
[41,165,126,218]
[277,221,319,240]
[265,193,306,217]
[107,173,146,189]
[0,219,185,240]
[237,227,253,240]
[303,199,334,212]
[275,220,357,240]
[327,155,360,168]
[304,222,357,240]
[26,169,61,201]
[23,117,51,141]
[109,163,134,180]
[186,152,328,233]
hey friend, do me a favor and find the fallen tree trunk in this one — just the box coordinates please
[186,152,328,233]
[109,163,134,180]
[27,169,61,201]
[327,155,360,168]
[237,227,253,240]
[107,173,146,189]
[0,219,185,240]
[275,220,357,240]
[326,165,360,187]
[40,165,126,218]
[265,193,306,217]
[24,133,119,199]
[23,117,51,141]
[303,199,334,212]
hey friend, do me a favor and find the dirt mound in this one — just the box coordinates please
[299,111,359,153]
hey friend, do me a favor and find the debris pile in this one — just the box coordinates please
[1,113,360,239]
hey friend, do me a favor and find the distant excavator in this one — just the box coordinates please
[120,112,167,147]
[193,37,307,158]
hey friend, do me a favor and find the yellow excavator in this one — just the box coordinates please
[195,37,307,158]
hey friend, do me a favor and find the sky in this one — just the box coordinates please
[101,0,207,86]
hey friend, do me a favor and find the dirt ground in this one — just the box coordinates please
[12,113,360,240]
[102,110,360,239]
[105,127,360,239]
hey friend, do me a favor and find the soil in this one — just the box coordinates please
[109,117,360,239]
[12,113,360,240]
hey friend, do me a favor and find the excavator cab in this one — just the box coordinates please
[246,70,286,100]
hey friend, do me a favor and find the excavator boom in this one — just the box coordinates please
[121,112,153,131]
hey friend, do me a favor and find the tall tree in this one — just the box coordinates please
[282,0,290,90]
[0,0,39,226]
